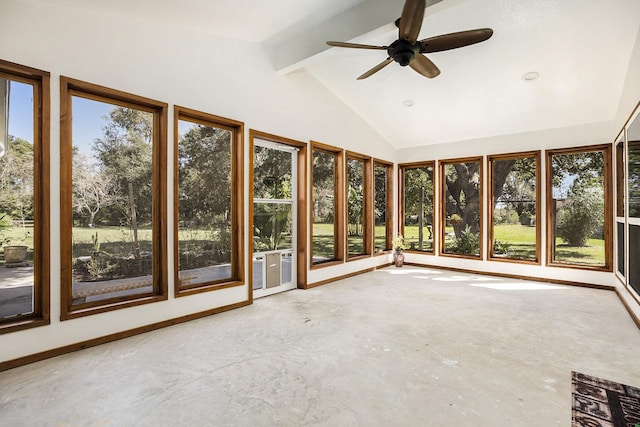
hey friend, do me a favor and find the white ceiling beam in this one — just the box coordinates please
[263,0,445,74]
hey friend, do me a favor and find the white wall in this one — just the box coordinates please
[0,0,396,363]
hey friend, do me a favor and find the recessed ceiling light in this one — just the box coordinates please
[522,71,540,81]
[403,100,414,107]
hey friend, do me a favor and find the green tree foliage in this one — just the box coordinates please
[312,151,335,223]
[0,135,34,222]
[253,204,291,251]
[557,184,604,246]
[444,162,481,236]
[92,106,153,225]
[374,164,387,226]
[178,123,232,226]
[403,166,433,218]
[253,146,291,200]
[347,159,364,237]
[493,158,535,217]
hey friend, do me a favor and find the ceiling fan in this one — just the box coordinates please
[326,0,493,80]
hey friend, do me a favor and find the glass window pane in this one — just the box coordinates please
[177,119,233,288]
[253,203,292,252]
[254,146,292,200]
[491,156,537,261]
[312,150,336,264]
[550,150,606,267]
[374,163,391,252]
[71,97,154,303]
[347,158,365,257]
[616,140,625,218]
[0,80,35,319]
[403,165,433,252]
[443,160,481,257]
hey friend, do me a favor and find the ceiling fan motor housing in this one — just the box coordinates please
[388,39,419,66]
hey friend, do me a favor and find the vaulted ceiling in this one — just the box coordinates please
[38,0,640,149]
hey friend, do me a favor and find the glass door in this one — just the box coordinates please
[252,140,297,298]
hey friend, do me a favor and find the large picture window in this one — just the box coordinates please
[174,107,243,296]
[547,145,612,270]
[311,142,343,267]
[374,160,393,253]
[346,152,371,260]
[0,60,50,333]
[60,77,167,318]
[488,152,540,263]
[399,162,434,253]
[440,158,483,258]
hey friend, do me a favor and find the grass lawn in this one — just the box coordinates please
[73,226,153,258]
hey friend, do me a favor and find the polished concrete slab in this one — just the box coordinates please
[1,267,639,426]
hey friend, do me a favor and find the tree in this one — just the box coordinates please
[0,136,34,226]
[178,124,232,226]
[92,106,153,225]
[557,184,604,246]
[72,153,120,226]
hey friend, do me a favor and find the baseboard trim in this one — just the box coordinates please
[614,287,640,329]
[0,300,251,372]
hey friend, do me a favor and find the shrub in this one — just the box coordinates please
[557,186,603,247]
[450,225,479,255]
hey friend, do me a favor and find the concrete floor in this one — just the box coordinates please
[1,266,640,426]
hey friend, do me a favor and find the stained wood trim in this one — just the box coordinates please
[60,77,169,320]
[438,157,484,259]
[545,144,613,271]
[248,129,308,294]
[486,151,542,264]
[0,300,251,373]
[310,141,344,269]
[173,106,245,298]
[0,60,50,334]
[345,151,372,261]
[398,161,436,254]
[373,159,394,253]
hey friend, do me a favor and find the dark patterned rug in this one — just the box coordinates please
[572,371,640,427]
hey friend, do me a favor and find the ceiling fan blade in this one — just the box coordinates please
[419,28,494,53]
[409,54,440,78]
[327,41,388,50]
[357,58,394,80]
[399,0,426,43]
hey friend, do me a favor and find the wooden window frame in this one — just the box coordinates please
[310,141,344,269]
[373,159,393,254]
[345,151,372,261]
[248,129,306,297]
[398,161,436,254]
[173,106,244,297]
[60,77,168,320]
[487,151,541,265]
[0,59,50,334]
[545,144,613,271]
[439,156,484,259]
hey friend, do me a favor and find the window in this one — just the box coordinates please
[374,160,393,253]
[440,157,483,258]
[615,135,625,278]
[346,152,371,260]
[399,162,434,253]
[0,60,50,333]
[627,111,640,292]
[546,145,612,270]
[488,152,540,263]
[174,107,244,296]
[60,77,168,318]
[311,142,343,267]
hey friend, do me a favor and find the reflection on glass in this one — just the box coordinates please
[550,150,605,267]
[0,80,35,319]
[403,166,433,252]
[629,141,640,218]
[312,150,336,264]
[443,161,481,256]
[70,96,155,302]
[374,163,390,252]
[177,119,232,288]
[491,156,537,261]
[347,158,365,257]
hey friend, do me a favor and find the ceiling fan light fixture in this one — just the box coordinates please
[522,71,540,81]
